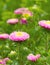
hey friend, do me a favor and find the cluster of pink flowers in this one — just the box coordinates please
[0,31,30,41]
[0,7,46,64]
[0,58,9,65]
[0,8,31,41]
[7,8,33,24]
[27,54,40,62]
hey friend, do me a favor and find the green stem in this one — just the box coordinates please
[45,32,48,52]
[18,43,24,65]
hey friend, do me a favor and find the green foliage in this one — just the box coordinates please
[0,0,50,65]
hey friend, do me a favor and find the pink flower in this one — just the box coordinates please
[22,10,33,17]
[0,33,9,39]
[35,54,41,60]
[14,8,28,14]
[27,54,36,62]
[38,20,50,29]
[9,31,30,41]
[7,19,18,24]
[20,18,27,24]
[27,54,40,62]
[0,58,10,65]
[14,8,33,17]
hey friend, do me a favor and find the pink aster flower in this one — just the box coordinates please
[14,8,28,14]
[9,31,30,41]
[38,20,50,29]
[27,54,40,62]
[22,10,33,18]
[35,54,41,60]
[14,8,33,16]
[20,18,27,24]
[27,54,36,62]
[0,58,10,65]
[7,19,18,24]
[0,33,9,39]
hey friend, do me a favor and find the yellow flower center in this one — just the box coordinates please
[16,32,23,37]
[45,21,50,24]
[23,13,30,18]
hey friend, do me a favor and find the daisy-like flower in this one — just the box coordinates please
[0,33,9,39]
[14,8,33,17]
[7,19,18,24]
[20,18,27,24]
[22,10,33,18]
[0,58,9,65]
[38,20,50,29]
[14,8,28,14]
[9,31,30,41]
[27,54,40,62]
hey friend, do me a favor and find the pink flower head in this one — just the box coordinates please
[0,33,9,39]
[7,19,18,24]
[20,18,27,24]
[27,54,40,62]
[22,10,33,18]
[35,54,41,60]
[0,58,10,65]
[27,54,36,62]
[14,8,28,14]
[39,20,50,29]
[9,31,30,41]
